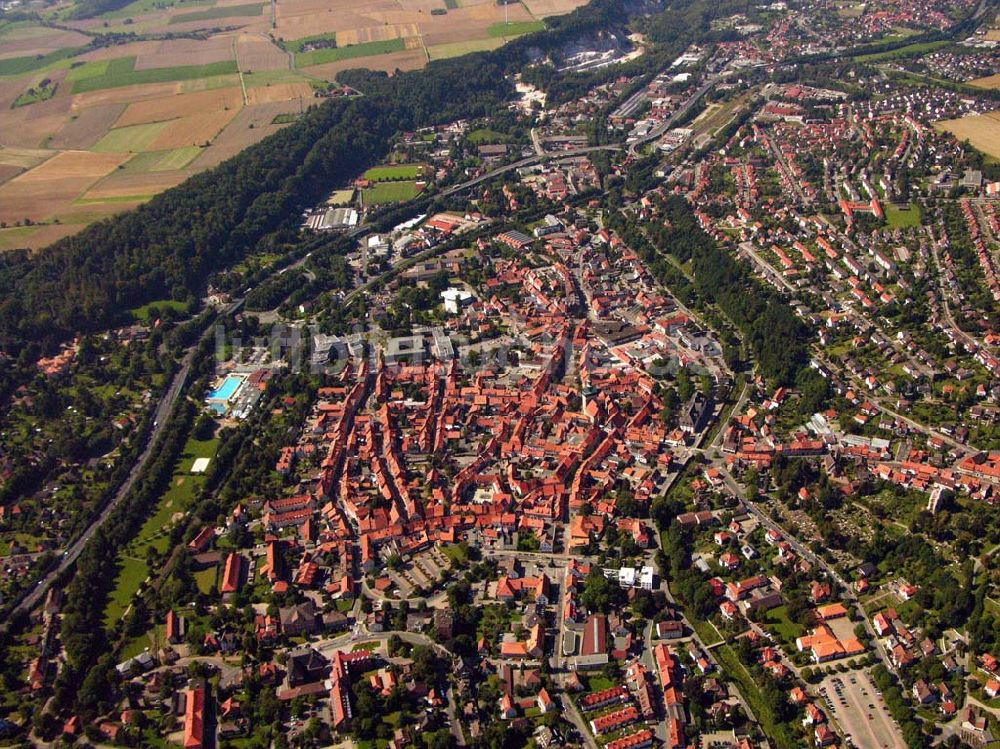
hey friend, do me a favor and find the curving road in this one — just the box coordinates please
[439,144,623,197]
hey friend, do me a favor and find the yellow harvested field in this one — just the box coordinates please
[148,109,242,149]
[134,36,235,70]
[420,3,534,45]
[2,110,69,149]
[0,0,574,245]
[82,169,191,200]
[0,146,53,171]
[76,40,162,63]
[178,75,244,93]
[969,74,1000,90]
[521,0,586,16]
[275,0,400,36]
[0,223,81,252]
[190,101,300,168]
[934,111,1000,159]
[114,87,245,127]
[14,150,126,181]
[337,24,416,45]
[986,29,1000,41]
[428,38,504,60]
[0,26,89,59]
[50,103,127,150]
[245,82,314,105]
[237,34,292,71]
[71,81,191,109]
[398,0,445,10]
[0,150,129,223]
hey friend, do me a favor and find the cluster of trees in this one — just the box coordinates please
[608,189,811,386]
[647,196,812,385]
[55,396,196,718]
[245,270,310,311]
[871,666,929,749]
[350,645,452,746]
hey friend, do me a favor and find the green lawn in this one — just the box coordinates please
[126,441,215,556]
[714,644,801,749]
[0,532,44,556]
[0,225,40,250]
[585,675,615,692]
[151,146,202,170]
[427,38,503,60]
[763,604,805,646]
[364,164,424,181]
[168,2,263,23]
[885,203,921,229]
[104,556,149,626]
[65,58,111,82]
[486,20,544,37]
[103,434,218,626]
[71,57,239,93]
[129,298,188,321]
[363,180,421,205]
[467,128,509,144]
[194,565,218,594]
[242,68,314,87]
[296,37,406,67]
[441,543,468,566]
[120,627,159,659]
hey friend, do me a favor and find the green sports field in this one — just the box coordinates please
[363,180,422,204]
[885,203,921,229]
[364,164,424,181]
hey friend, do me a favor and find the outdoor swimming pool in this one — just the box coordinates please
[208,375,243,402]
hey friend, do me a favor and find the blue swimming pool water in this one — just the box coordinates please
[208,375,242,401]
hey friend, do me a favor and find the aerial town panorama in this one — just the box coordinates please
[1,0,1000,748]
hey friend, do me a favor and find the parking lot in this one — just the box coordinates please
[819,671,906,749]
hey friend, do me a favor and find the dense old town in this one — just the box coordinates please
[2,0,1000,748]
